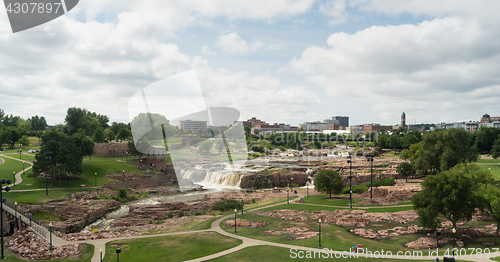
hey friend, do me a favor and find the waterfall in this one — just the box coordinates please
[203,171,244,187]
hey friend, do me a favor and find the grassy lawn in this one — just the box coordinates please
[208,245,436,261]
[220,213,424,254]
[477,158,500,180]
[4,188,94,204]
[3,243,94,262]
[0,156,29,184]
[302,195,412,207]
[220,212,479,257]
[103,232,242,262]
[11,156,144,190]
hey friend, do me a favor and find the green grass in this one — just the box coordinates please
[208,245,436,261]
[302,195,412,208]
[31,209,66,221]
[477,158,500,180]
[103,232,242,262]
[0,156,29,184]
[3,243,94,261]
[11,156,144,190]
[4,188,94,204]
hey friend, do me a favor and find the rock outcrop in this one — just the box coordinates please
[7,230,81,260]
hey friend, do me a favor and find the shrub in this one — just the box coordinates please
[212,199,243,212]
[178,210,185,218]
[167,212,174,219]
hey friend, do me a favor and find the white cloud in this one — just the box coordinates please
[288,12,500,123]
[216,32,265,55]
[201,45,217,55]
[319,0,349,25]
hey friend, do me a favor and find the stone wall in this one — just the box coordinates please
[240,171,308,189]
[93,143,128,157]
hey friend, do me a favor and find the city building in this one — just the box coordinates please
[244,117,298,134]
[362,124,394,133]
[179,120,207,132]
[481,114,500,123]
[401,112,406,127]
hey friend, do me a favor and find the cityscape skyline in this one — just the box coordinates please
[1,1,500,128]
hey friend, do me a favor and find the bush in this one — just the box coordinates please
[342,184,369,194]
[178,210,185,218]
[167,212,174,219]
[368,177,396,187]
[212,199,243,212]
[117,188,127,198]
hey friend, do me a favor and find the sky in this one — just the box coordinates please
[1,0,499,127]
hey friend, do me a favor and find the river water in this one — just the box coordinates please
[81,152,348,232]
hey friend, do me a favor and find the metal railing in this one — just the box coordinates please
[2,201,49,241]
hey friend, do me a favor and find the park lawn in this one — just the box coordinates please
[0,156,28,184]
[221,213,424,254]
[3,243,94,262]
[142,216,221,235]
[477,158,500,180]
[103,232,242,262]
[13,156,144,190]
[221,214,469,257]
[208,245,436,262]
[302,194,412,207]
[4,188,94,204]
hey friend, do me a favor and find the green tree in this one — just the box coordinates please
[105,129,116,142]
[396,162,415,182]
[474,127,500,153]
[29,115,48,131]
[413,128,478,175]
[215,138,225,155]
[314,169,344,198]
[117,128,132,141]
[478,184,500,244]
[400,142,420,162]
[492,136,500,159]
[388,133,401,153]
[32,130,94,185]
[412,163,493,230]
[198,139,213,155]
[92,128,105,143]
[18,135,30,147]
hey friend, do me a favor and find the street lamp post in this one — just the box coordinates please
[318,218,322,247]
[436,231,441,250]
[122,170,125,183]
[366,154,374,199]
[14,201,18,226]
[49,222,53,251]
[452,228,456,257]
[234,209,237,233]
[116,248,121,262]
[290,177,293,191]
[19,148,22,159]
[347,156,353,209]
[100,248,103,262]
[152,163,155,175]
[1,179,12,259]
[95,172,97,187]
[44,152,52,196]
[287,187,289,204]
[241,198,244,215]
